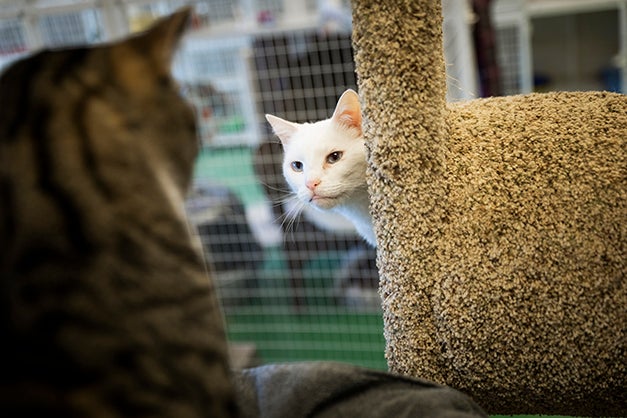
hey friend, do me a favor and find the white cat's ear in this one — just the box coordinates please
[265,114,299,146]
[332,89,362,135]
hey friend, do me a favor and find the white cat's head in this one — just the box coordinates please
[266,89,366,211]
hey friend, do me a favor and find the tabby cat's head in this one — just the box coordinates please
[0,9,196,246]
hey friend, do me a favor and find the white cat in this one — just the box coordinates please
[265,89,376,247]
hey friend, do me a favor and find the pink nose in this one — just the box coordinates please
[306,179,321,191]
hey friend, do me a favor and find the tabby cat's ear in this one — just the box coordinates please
[332,89,362,135]
[136,7,191,71]
[266,114,299,146]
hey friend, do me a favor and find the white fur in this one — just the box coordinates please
[266,89,376,247]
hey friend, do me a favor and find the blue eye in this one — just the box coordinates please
[291,161,303,172]
[326,151,343,164]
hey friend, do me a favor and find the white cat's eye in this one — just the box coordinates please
[291,161,304,172]
[326,151,343,164]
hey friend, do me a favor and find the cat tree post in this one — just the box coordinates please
[350,0,449,382]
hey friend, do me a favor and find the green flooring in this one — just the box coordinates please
[225,307,387,370]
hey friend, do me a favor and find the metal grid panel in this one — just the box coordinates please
[38,8,103,45]
[0,4,104,70]
[492,0,534,94]
[175,35,261,147]
[0,17,27,71]
[254,30,358,121]
[125,0,231,31]
[0,17,25,54]
[495,25,521,95]
[255,0,284,16]
[184,26,386,369]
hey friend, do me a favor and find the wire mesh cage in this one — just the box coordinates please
[492,0,533,95]
[0,17,26,71]
[495,25,524,95]
[38,8,103,45]
[181,23,386,369]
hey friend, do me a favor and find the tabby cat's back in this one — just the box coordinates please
[0,10,237,418]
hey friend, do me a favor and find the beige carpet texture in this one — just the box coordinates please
[351,0,626,415]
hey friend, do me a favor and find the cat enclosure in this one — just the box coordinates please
[1,0,623,370]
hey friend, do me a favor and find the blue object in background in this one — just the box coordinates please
[601,66,622,93]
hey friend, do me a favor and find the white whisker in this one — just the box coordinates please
[278,195,306,244]
[259,179,292,195]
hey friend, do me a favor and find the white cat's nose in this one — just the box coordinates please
[306,178,321,191]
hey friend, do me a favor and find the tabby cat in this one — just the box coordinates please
[0,9,237,418]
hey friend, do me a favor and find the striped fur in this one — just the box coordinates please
[0,10,237,418]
